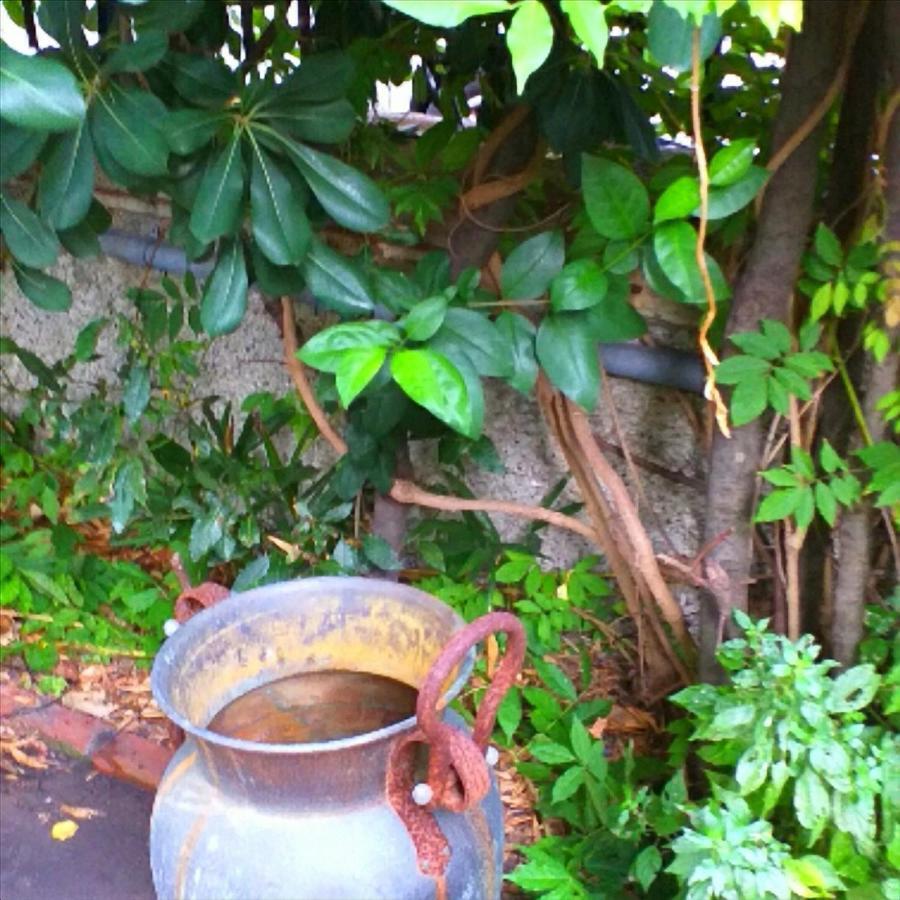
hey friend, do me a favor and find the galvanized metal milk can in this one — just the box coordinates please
[150,577,524,899]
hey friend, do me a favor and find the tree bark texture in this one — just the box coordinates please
[699,0,851,680]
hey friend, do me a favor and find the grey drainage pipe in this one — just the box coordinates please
[98,230,705,395]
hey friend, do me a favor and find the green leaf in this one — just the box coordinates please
[362,534,402,571]
[583,277,647,341]
[551,766,585,804]
[827,664,880,713]
[501,230,565,301]
[13,265,71,312]
[299,321,400,371]
[390,348,475,437]
[730,375,768,426]
[550,259,608,311]
[429,308,512,377]
[814,224,843,267]
[570,716,593,765]
[529,741,576,765]
[709,139,756,187]
[250,143,310,266]
[108,458,146,534]
[795,767,829,834]
[74,318,107,361]
[582,155,650,240]
[759,467,798,488]
[735,744,770,795]
[496,311,538,394]
[200,238,248,337]
[189,511,223,561]
[497,687,521,741]
[784,351,833,379]
[795,485,815,528]
[381,0,512,27]
[602,239,640,275]
[0,124,46,181]
[273,51,354,105]
[170,52,235,108]
[334,347,387,407]
[103,29,168,74]
[785,856,845,898]
[653,221,706,302]
[507,0,554,94]
[190,134,245,243]
[400,295,448,341]
[302,239,373,316]
[654,176,700,224]
[38,120,94,230]
[0,45,86,131]
[259,98,356,145]
[714,354,770,385]
[250,244,304,296]
[698,703,755,739]
[505,856,574,893]
[730,330,782,360]
[755,487,802,522]
[704,166,768,219]
[536,314,600,411]
[0,190,59,268]
[281,139,388,234]
[814,482,837,525]
[561,0,609,68]
[122,364,151,425]
[164,109,224,155]
[533,658,577,701]
[772,365,812,401]
[647,3,721,72]
[91,89,169,176]
[632,846,663,892]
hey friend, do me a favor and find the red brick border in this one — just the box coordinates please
[0,680,173,791]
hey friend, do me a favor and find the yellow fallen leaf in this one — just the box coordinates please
[51,820,78,841]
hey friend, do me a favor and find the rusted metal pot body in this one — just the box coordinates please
[150,577,504,899]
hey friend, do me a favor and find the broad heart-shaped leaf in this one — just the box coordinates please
[259,98,356,145]
[279,139,389,234]
[91,88,169,176]
[334,347,387,408]
[561,0,609,68]
[550,258,608,311]
[582,155,650,240]
[536,314,600,410]
[102,29,168,74]
[400,295,448,341]
[190,134,245,243]
[299,320,401,372]
[647,2,721,72]
[200,238,248,336]
[709,139,756,187]
[0,45,86,132]
[13,264,72,312]
[507,0,554,94]
[653,221,706,302]
[501,230,565,300]
[496,311,538,394]
[38,120,94,230]
[654,175,700,224]
[0,124,46,181]
[0,190,59,268]
[390,348,475,438]
[429,308,512,377]
[164,109,224,155]
[302,239,373,316]
[703,166,768,219]
[169,52,235,108]
[250,143,311,266]
[381,0,511,27]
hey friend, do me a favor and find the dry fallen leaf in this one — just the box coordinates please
[61,690,116,720]
[50,820,79,841]
[59,804,104,821]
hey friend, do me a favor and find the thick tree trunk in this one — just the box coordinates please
[699,0,850,679]
[831,1,900,666]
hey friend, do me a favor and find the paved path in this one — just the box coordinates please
[1,754,156,900]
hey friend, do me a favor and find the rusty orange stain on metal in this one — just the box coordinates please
[154,751,197,804]
[173,811,208,900]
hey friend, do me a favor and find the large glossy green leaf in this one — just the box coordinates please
[703,166,768,219]
[299,321,401,371]
[496,311,538,394]
[507,1,554,94]
[536,314,600,410]
[400,295,448,341]
[0,45,86,132]
[584,277,647,341]
[103,29,168,74]
[653,175,699,224]
[250,143,310,266]
[91,88,169,176]
[259,99,356,145]
[38,120,94,230]
[200,239,248,336]
[272,52,355,105]
[169,52,235,108]
[390,348,475,438]
[709,139,756,187]
[0,190,59,268]
[582,155,650,240]
[501,230,565,300]
[281,139,388,234]
[164,109,225,155]
[0,124,46,180]
[13,264,72,312]
[647,2,721,72]
[334,347,388,408]
[302,239,373,316]
[550,259,608,311]
[429,308,512,377]
[651,221,732,304]
[560,0,609,68]
[190,134,245,243]
[381,0,511,27]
